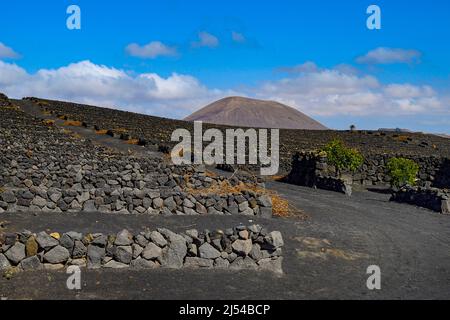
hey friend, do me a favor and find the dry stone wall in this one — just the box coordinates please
[0,225,284,273]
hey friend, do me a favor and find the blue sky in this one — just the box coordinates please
[1,0,449,133]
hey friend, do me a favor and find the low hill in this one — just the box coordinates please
[185,96,328,130]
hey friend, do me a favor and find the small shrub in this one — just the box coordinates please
[387,157,419,187]
[322,139,364,174]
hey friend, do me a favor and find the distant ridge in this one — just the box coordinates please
[185,96,328,130]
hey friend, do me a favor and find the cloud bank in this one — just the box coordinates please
[0,60,230,118]
[0,59,447,123]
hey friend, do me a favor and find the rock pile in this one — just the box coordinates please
[0,226,284,273]
[21,97,450,175]
[0,96,272,216]
[390,186,450,214]
[287,151,450,190]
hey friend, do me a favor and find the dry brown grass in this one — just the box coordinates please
[184,179,298,218]
[114,128,129,134]
[63,120,83,127]
[126,139,140,145]
[95,129,109,135]
[268,175,286,182]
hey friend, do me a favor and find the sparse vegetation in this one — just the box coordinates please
[322,139,364,174]
[63,120,83,127]
[126,139,140,145]
[387,157,419,187]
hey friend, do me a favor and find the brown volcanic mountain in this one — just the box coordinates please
[184,96,328,130]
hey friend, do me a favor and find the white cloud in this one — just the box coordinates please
[356,47,422,64]
[192,32,219,48]
[126,41,178,59]
[0,42,20,59]
[253,66,447,117]
[231,31,246,43]
[0,60,231,118]
[0,60,447,121]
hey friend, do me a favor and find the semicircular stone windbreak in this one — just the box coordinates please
[0,225,284,274]
[0,100,273,217]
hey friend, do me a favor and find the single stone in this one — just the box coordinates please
[230,256,258,270]
[104,260,129,268]
[195,202,207,214]
[114,229,133,246]
[44,245,70,264]
[257,195,272,207]
[142,242,162,260]
[87,245,105,268]
[44,263,65,270]
[150,231,167,247]
[72,240,87,258]
[69,258,87,267]
[130,258,157,269]
[32,196,47,208]
[214,257,230,269]
[114,246,133,264]
[158,229,187,269]
[91,234,107,247]
[20,256,42,271]
[50,192,62,203]
[83,200,96,212]
[132,243,144,259]
[23,179,33,188]
[183,198,195,208]
[0,253,12,269]
[163,197,176,211]
[1,191,16,203]
[134,234,149,247]
[153,197,163,209]
[239,201,249,212]
[36,231,59,250]
[258,257,283,274]
[66,231,83,241]
[60,234,75,252]
[267,231,284,249]
[185,229,198,239]
[198,242,221,259]
[239,230,249,240]
[184,257,213,268]
[232,239,253,256]
[5,242,26,264]
[241,208,255,215]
